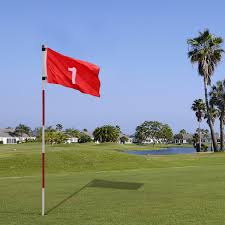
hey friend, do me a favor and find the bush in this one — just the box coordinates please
[201,144,208,152]
[0,141,3,144]
[193,143,208,152]
[93,125,120,143]
[78,133,92,143]
[25,138,36,143]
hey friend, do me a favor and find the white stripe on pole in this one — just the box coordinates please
[43,46,47,78]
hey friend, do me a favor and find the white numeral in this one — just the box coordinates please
[68,67,77,84]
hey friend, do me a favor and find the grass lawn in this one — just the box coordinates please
[1,143,225,225]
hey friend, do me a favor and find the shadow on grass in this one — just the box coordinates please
[89,179,143,190]
[47,179,143,214]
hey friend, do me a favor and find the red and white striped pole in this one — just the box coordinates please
[41,45,47,216]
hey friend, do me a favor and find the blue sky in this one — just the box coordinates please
[0,0,225,134]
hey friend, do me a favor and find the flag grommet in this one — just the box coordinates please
[42,45,46,51]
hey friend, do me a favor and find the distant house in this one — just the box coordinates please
[127,136,134,144]
[122,134,166,144]
[82,130,101,143]
[129,134,136,143]
[142,138,154,144]
[143,137,163,144]
[201,136,211,144]
[174,132,223,145]
[174,133,193,144]
[0,129,17,144]
[66,137,79,144]
[65,130,94,144]
[202,132,220,144]
[119,133,133,144]
[131,134,163,144]
[0,128,36,144]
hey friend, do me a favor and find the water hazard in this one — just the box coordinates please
[125,147,197,155]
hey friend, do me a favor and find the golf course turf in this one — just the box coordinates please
[1,143,225,225]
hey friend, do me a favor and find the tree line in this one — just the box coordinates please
[36,125,92,145]
[7,122,175,145]
[8,124,124,144]
[10,122,214,147]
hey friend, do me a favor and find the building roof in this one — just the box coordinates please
[129,134,135,138]
[182,133,193,140]
[0,129,15,137]
[0,128,30,138]
[119,133,130,138]
[175,132,222,140]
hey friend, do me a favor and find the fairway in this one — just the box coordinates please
[1,143,225,225]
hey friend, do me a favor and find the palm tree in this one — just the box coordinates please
[205,107,219,126]
[179,129,187,135]
[46,126,55,132]
[93,127,103,142]
[204,106,219,151]
[191,99,206,150]
[65,128,80,138]
[192,133,200,152]
[202,129,210,142]
[56,124,63,131]
[15,124,31,137]
[210,80,225,151]
[187,29,224,152]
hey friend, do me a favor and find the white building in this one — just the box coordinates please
[131,134,164,144]
[0,128,36,144]
[0,129,18,144]
[66,137,79,144]
[174,133,193,144]
[119,133,133,144]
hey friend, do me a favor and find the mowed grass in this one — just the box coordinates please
[0,142,196,177]
[1,143,225,225]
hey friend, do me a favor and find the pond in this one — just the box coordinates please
[125,147,197,155]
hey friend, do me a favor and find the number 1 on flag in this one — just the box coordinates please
[68,67,77,84]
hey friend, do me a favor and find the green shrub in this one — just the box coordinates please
[78,133,92,143]
[201,144,208,152]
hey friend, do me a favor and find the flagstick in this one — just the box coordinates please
[41,45,47,216]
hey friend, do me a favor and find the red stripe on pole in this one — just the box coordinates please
[42,90,45,126]
[42,152,45,188]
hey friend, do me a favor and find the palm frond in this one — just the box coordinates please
[187,30,224,84]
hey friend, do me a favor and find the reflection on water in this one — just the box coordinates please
[125,147,196,155]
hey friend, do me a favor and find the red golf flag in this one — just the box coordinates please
[46,48,100,97]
